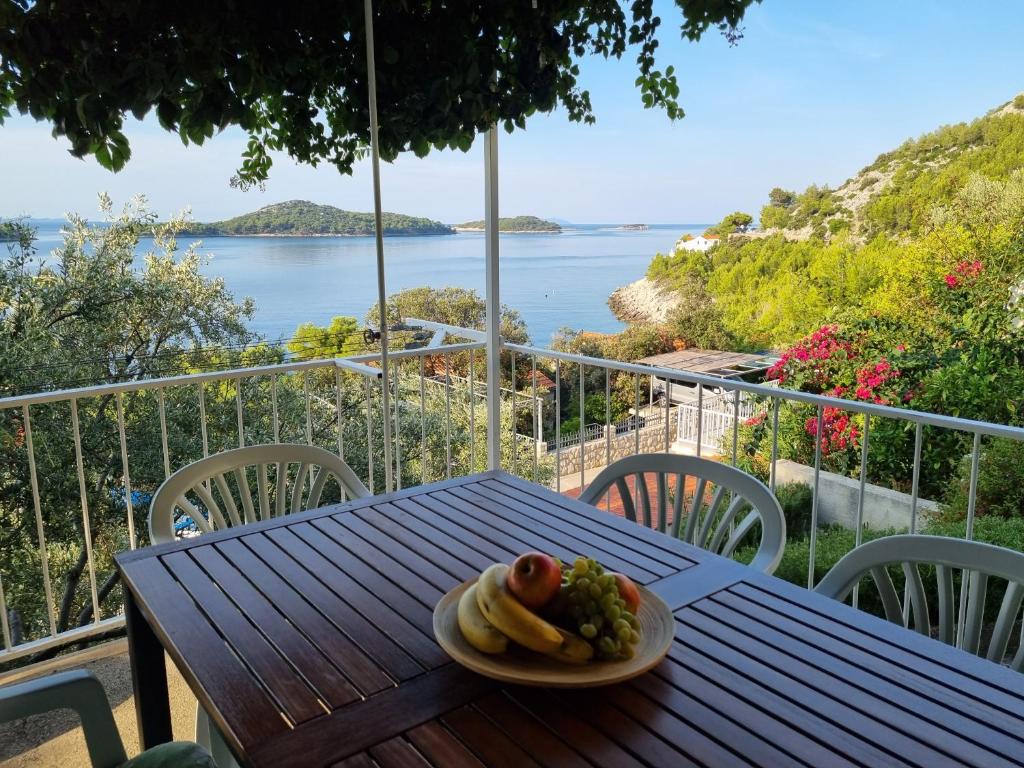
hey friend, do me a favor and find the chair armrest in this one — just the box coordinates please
[0,669,128,768]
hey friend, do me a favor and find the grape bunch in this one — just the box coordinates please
[563,556,641,660]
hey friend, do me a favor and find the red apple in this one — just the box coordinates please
[507,552,562,610]
[611,572,641,614]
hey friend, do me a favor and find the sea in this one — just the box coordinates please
[21,220,705,346]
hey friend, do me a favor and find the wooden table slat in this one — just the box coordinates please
[266,526,447,667]
[440,706,543,768]
[163,551,327,725]
[367,736,434,768]
[734,579,1024,708]
[681,605,1002,767]
[477,477,695,574]
[713,587,1024,746]
[492,475,699,568]
[116,471,1024,768]
[119,559,289,751]
[190,545,361,709]
[215,538,395,696]
[455,482,674,579]
[406,721,486,768]
[240,532,425,681]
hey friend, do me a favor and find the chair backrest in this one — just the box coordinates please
[149,443,370,544]
[815,534,1024,670]
[577,453,786,574]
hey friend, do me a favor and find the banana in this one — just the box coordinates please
[457,583,508,654]
[544,627,595,665]
[476,564,563,654]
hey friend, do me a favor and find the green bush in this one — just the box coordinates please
[775,481,813,539]
[942,438,1024,521]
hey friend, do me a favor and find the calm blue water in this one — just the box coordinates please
[22,221,704,345]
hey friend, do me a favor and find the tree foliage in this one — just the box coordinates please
[0,1,759,185]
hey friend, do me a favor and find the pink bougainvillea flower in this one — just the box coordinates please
[944,274,960,288]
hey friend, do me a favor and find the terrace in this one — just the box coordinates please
[3,3,1024,767]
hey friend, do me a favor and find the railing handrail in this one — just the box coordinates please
[504,342,1024,441]
[0,341,488,411]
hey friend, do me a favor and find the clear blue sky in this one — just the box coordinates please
[1,0,1022,224]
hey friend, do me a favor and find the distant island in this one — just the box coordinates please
[454,215,561,233]
[174,200,454,237]
[620,224,649,231]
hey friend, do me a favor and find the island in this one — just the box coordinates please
[620,224,649,231]
[172,200,454,237]
[454,215,561,233]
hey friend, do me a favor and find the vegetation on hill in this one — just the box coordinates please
[181,200,453,236]
[634,96,1024,525]
[455,216,561,232]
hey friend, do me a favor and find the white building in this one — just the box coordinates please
[675,233,720,252]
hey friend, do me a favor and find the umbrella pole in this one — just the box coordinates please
[363,0,393,492]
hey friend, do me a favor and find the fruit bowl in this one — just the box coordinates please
[433,577,675,687]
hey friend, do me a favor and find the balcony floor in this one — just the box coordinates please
[0,646,197,767]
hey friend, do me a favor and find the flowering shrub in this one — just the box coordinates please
[805,406,861,455]
[943,259,984,289]
[766,325,853,390]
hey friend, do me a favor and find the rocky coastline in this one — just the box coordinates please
[607,277,680,324]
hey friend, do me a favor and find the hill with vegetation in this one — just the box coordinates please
[454,215,561,232]
[180,200,454,236]
[593,94,1024,534]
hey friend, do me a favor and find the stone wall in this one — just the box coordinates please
[774,459,939,530]
[544,413,678,476]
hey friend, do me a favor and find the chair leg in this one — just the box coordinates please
[195,704,239,768]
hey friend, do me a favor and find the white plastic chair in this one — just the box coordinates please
[149,443,369,544]
[148,443,369,765]
[0,669,214,767]
[578,453,786,574]
[815,534,1024,670]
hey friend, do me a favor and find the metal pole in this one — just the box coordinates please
[364,0,393,492]
[485,127,501,471]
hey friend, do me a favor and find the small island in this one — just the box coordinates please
[174,200,454,237]
[454,215,561,233]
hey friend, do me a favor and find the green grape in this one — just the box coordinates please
[629,630,641,644]
[580,623,598,639]
[586,558,598,570]
[604,605,621,622]
[620,643,636,660]
[584,600,598,615]
[573,557,588,575]
[621,611,635,624]
[591,615,604,630]
[598,574,614,589]
[576,577,590,590]
[616,627,631,642]
[598,636,617,656]
[599,593,616,609]
[627,615,640,630]
[588,583,602,598]
[613,618,629,634]
[615,598,625,609]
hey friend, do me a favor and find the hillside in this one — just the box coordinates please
[759,93,1024,242]
[616,93,1024,346]
[181,200,454,236]
[454,215,561,232]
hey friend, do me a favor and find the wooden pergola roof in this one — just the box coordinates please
[635,348,777,378]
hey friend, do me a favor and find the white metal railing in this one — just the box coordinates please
[676,391,761,454]
[0,338,489,668]
[5,326,1024,669]
[502,341,1024,620]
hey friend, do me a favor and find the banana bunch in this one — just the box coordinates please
[458,564,593,664]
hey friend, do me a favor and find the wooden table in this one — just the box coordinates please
[117,471,1024,767]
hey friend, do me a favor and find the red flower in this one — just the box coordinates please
[944,274,960,288]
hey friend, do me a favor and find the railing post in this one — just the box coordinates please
[484,126,501,471]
